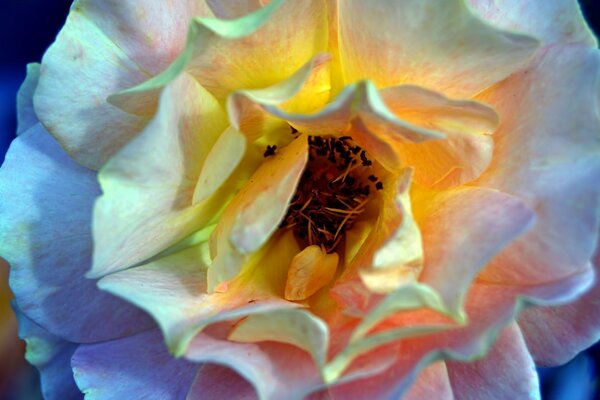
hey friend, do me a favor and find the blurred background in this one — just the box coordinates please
[0,1,599,399]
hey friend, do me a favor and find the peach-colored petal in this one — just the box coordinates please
[381,85,498,188]
[110,0,329,115]
[469,0,597,47]
[187,364,257,400]
[446,323,540,399]
[476,45,600,284]
[250,81,446,172]
[337,0,539,98]
[90,72,231,279]
[208,135,308,291]
[415,187,536,317]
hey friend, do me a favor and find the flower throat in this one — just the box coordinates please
[277,132,383,253]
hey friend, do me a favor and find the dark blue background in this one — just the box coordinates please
[1,1,599,399]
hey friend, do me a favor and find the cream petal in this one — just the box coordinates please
[16,63,40,135]
[414,187,536,317]
[109,0,329,115]
[469,0,596,47]
[90,72,231,279]
[381,85,498,188]
[229,308,329,368]
[446,323,539,399]
[337,0,540,98]
[208,135,308,291]
[476,45,600,284]
[98,244,298,356]
[206,0,263,19]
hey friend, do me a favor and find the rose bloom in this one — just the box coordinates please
[1,0,600,399]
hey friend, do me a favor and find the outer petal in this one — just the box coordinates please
[16,63,40,135]
[110,0,329,114]
[15,308,81,400]
[477,45,600,284]
[90,72,230,279]
[337,0,539,97]
[71,329,198,400]
[517,270,600,366]
[468,0,597,47]
[0,125,152,343]
[447,322,540,399]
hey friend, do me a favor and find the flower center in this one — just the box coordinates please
[278,133,382,253]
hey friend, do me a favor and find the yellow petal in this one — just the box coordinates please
[285,245,339,301]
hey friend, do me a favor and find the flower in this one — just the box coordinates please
[1,0,600,399]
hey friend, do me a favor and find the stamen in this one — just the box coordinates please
[280,133,382,252]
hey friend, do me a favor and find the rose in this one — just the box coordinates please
[1,0,599,398]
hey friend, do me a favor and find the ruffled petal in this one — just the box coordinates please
[337,0,539,97]
[90,72,230,279]
[15,307,81,400]
[468,0,597,47]
[99,235,300,356]
[0,125,152,343]
[186,335,321,400]
[16,63,40,135]
[110,0,329,115]
[447,322,540,399]
[477,45,600,284]
[414,186,536,317]
[71,329,198,400]
[381,85,498,188]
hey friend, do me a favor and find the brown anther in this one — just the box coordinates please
[264,145,277,157]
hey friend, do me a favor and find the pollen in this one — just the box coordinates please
[279,133,382,253]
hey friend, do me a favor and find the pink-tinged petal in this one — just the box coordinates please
[186,334,322,400]
[381,85,498,188]
[415,187,536,316]
[517,263,600,366]
[476,45,600,284]
[0,125,152,343]
[187,364,257,400]
[327,267,593,399]
[208,135,308,291]
[16,63,40,135]
[99,235,300,356]
[71,329,198,400]
[15,307,81,400]
[90,72,230,279]
[337,0,539,98]
[328,360,453,400]
[447,322,540,400]
[110,0,329,115]
[469,0,596,47]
